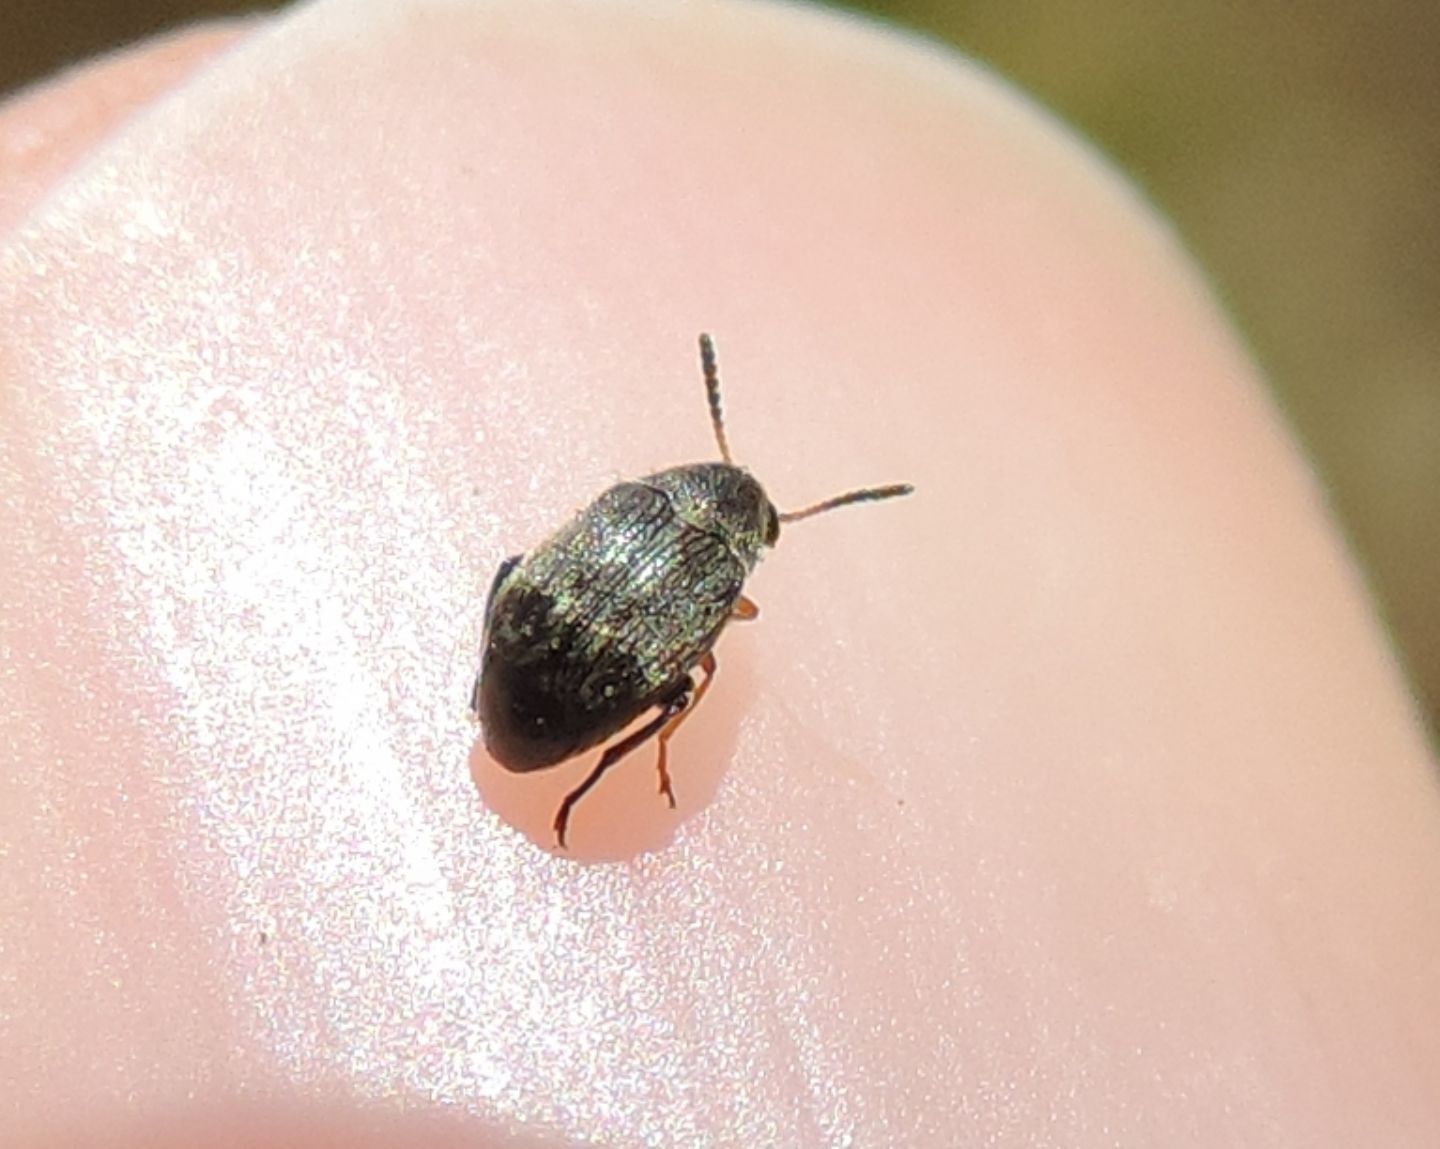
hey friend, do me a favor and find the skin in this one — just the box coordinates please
[2,2,1438,1145]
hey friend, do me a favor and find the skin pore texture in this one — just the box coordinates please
[2,2,1438,1146]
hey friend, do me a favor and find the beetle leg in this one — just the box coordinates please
[484,554,522,616]
[654,651,717,806]
[471,554,522,719]
[553,677,693,848]
[732,595,759,622]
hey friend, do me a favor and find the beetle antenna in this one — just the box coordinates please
[779,483,914,523]
[698,333,734,464]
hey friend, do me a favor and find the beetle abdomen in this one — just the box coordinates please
[478,585,664,770]
[478,480,747,772]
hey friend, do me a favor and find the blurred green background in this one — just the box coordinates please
[4,1,1437,737]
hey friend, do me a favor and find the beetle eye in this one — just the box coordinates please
[764,504,781,546]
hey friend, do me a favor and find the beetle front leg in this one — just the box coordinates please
[653,651,717,806]
[483,554,522,616]
[471,554,522,720]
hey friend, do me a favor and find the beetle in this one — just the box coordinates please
[471,334,912,847]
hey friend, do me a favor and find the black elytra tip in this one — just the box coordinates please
[470,334,914,848]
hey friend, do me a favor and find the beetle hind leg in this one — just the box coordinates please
[553,677,692,848]
[552,653,719,848]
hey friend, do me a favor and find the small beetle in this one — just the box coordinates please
[471,334,912,847]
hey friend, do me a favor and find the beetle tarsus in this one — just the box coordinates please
[656,763,677,807]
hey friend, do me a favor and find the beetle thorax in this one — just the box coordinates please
[640,463,779,570]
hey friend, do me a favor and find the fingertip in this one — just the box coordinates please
[0,19,254,234]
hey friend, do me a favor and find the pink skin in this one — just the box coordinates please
[2,3,1438,1145]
